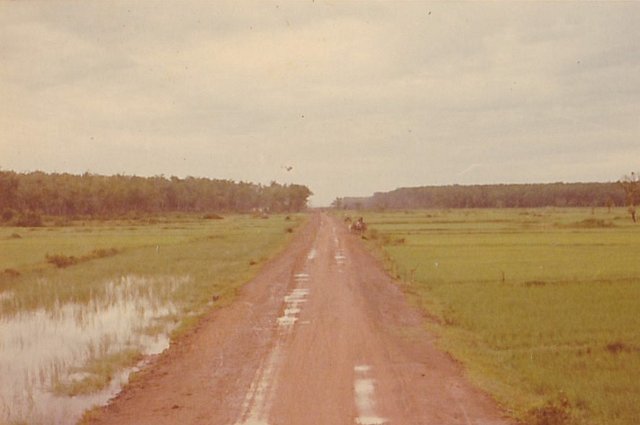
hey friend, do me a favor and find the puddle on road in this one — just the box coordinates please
[236,249,315,425]
[307,248,317,260]
[354,365,372,373]
[293,273,310,282]
[236,344,283,425]
[354,365,387,425]
[0,274,187,425]
[331,225,347,268]
[278,288,310,329]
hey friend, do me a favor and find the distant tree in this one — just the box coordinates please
[343,182,625,210]
[287,184,313,212]
[0,171,19,211]
[605,198,614,213]
[0,171,312,220]
[619,172,640,223]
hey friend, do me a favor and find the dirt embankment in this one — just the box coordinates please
[88,213,511,425]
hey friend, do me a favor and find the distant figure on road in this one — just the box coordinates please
[349,217,367,234]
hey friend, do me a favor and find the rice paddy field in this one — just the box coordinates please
[0,214,305,425]
[357,208,640,425]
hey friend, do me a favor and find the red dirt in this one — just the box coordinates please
[88,213,513,425]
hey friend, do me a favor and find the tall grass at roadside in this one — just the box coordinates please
[355,208,640,425]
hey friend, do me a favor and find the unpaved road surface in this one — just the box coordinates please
[89,213,511,425]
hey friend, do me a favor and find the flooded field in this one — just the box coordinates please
[0,214,305,425]
[0,274,187,425]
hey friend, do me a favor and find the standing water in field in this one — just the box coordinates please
[0,274,188,425]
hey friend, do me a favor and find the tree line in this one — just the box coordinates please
[334,182,627,210]
[0,171,312,222]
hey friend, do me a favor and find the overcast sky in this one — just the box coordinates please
[1,1,639,206]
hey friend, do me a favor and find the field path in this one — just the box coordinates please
[89,213,511,425]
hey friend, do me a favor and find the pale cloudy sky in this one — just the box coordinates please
[1,1,639,206]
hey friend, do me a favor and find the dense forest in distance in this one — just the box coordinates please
[335,182,627,210]
[0,171,312,224]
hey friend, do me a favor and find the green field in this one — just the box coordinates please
[0,213,305,424]
[356,208,640,425]
[1,214,304,314]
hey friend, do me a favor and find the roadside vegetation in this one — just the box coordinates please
[0,213,307,425]
[351,208,640,425]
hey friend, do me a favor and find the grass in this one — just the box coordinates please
[52,349,143,397]
[0,214,305,314]
[350,208,640,425]
[0,213,307,424]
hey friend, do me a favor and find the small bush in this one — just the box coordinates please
[3,268,21,277]
[606,341,633,354]
[393,237,406,245]
[565,218,614,229]
[89,248,119,259]
[525,395,572,425]
[46,254,78,268]
[203,213,224,220]
[45,248,119,268]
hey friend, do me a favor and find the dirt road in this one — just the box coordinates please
[89,213,511,425]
